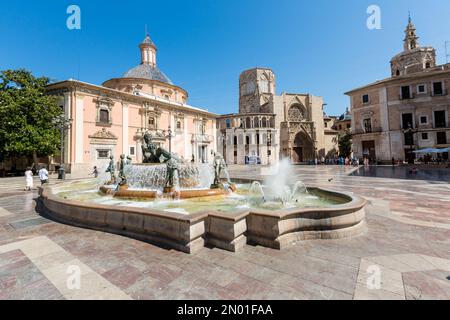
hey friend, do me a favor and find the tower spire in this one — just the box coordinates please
[404,14,419,51]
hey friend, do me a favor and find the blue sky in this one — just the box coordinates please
[1,0,449,116]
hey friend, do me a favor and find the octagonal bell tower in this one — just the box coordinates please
[239,68,276,114]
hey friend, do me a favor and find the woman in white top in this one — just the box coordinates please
[24,167,33,191]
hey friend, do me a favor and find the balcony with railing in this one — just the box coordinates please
[191,134,213,143]
[352,127,383,135]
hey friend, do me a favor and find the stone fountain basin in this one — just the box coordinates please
[99,185,232,199]
[39,181,367,254]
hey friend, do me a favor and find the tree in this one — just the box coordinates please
[338,130,352,158]
[0,69,62,165]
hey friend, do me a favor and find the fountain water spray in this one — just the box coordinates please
[250,159,309,206]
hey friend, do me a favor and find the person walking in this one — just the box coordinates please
[24,167,33,191]
[38,166,49,186]
[90,166,99,178]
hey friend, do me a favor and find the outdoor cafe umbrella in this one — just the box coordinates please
[413,148,449,153]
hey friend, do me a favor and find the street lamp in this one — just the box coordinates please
[52,115,73,180]
[163,126,174,154]
[403,123,417,164]
[222,133,226,159]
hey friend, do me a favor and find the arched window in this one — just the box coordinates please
[396,70,400,76]
[254,118,260,128]
[176,121,182,130]
[246,117,252,129]
[425,62,431,69]
[261,117,267,128]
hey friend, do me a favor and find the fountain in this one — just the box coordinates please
[38,136,367,254]
[100,133,235,200]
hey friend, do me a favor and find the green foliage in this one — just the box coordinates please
[0,69,62,158]
[338,130,353,158]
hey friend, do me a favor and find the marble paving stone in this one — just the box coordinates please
[353,283,405,300]
[0,207,13,217]
[8,217,52,230]
[1,167,450,300]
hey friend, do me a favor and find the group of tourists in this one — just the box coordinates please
[313,156,360,166]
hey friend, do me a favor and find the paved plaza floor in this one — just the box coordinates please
[1,166,450,300]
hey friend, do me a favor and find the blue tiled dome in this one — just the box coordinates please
[339,108,352,121]
[123,64,173,85]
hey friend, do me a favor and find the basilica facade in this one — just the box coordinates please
[46,35,218,177]
[217,68,338,165]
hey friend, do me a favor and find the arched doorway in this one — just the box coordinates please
[292,131,314,163]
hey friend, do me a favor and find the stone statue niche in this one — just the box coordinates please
[141,132,173,164]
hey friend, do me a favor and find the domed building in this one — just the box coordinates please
[103,35,188,105]
[46,34,217,177]
[334,108,352,134]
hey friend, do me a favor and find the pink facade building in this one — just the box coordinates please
[46,35,217,177]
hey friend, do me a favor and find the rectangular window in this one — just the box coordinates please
[401,86,411,99]
[402,113,413,129]
[347,124,351,129]
[421,133,428,140]
[417,84,426,94]
[420,116,428,125]
[433,82,444,95]
[130,147,135,156]
[363,118,372,133]
[437,132,447,144]
[362,94,369,104]
[434,111,446,128]
[99,109,109,123]
[97,150,109,159]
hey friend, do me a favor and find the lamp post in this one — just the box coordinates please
[52,115,73,180]
[222,133,226,160]
[163,126,174,154]
[403,123,417,164]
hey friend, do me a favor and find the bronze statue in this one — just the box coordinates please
[211,153,229,188]
[164,158,180,192]
[126,156,133,165]
[105,155,116,184]
[117,154,127,188]
[142,132,173,163]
